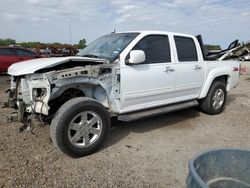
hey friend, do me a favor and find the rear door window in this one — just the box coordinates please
[174,36,198,62]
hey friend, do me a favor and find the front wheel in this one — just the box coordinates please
[50,97,110,157]
[199,81,227,115]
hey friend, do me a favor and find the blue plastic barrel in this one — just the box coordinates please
[186,148,250,188]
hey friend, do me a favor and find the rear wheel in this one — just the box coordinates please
[199,81,227,115]
[50,97,110,157]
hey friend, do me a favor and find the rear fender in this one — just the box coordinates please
[199,67,231,99]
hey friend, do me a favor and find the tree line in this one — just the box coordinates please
[0,38,87,49]
[0,37,221,51]
[204,44,221,51]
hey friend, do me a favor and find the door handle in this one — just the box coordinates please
[194,65,202,70]
[163,66,175,72]
[18,58,24,60]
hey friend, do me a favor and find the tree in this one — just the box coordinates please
[18,41,41,48]
[0,38,16,46]
[78,38,86,49]
[204,44,222,51]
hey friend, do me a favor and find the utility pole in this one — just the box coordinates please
[69,17,72,45]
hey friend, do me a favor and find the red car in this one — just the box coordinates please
[0,47,40,72]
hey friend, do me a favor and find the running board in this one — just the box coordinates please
[118,100,199,122]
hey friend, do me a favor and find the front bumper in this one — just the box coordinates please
[6,75,50,123]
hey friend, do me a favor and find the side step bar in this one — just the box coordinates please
[118,100,199,122]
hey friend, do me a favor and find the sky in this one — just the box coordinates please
[0,0,249,48]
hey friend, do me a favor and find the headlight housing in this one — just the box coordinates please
[32,88,46,99]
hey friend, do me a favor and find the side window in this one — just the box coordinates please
[16,49,26,56]
[174,36,198,62]
[132,35,171,64]
[0,48,14,55]
[24,50,35,56]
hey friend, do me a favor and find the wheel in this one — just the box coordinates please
[199,81,227,115]
[50,97,110,157]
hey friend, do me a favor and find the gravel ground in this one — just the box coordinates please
[0,63,250,188]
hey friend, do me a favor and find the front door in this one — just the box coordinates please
[119,34,177,113]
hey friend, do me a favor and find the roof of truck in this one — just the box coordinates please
[116,30,195,38]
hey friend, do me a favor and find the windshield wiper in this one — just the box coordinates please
[81,54,100,58]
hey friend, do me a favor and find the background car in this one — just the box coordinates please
[0,47,40,72]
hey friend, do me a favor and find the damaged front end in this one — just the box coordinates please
[5,57,120,127]
[6,73,51,123]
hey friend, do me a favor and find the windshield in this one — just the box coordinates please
[77,33,139,61]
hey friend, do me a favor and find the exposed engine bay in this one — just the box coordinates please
[6,57,121,125]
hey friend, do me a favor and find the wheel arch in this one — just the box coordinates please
[48,84,110,116]
[47,87,85,115]
[200,72,230,99]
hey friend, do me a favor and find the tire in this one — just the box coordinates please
[50,97,110,157]
[199,81,227,115]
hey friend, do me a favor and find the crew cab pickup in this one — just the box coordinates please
[6,31,240,157]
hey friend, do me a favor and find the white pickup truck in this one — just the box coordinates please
[6,31,240,157]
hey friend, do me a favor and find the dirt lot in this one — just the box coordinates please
[0,63,250,188]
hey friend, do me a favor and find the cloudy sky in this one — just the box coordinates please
[0,0,249,47]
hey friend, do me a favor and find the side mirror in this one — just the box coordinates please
[128,50,145,64]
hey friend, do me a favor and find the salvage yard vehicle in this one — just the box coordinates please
[0,47,40,72]
[5,31,240,157]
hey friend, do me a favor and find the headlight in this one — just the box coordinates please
[32,88,46,99]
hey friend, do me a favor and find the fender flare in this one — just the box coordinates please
[199,67,231,99]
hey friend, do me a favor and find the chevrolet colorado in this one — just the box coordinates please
[6,31,240,157]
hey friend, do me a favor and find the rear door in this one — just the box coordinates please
[174,36,205,100]
[119,34,177,113]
